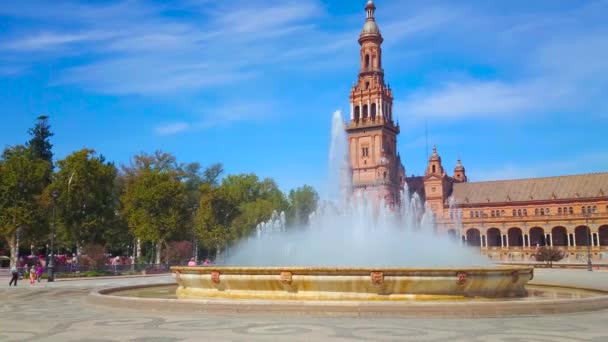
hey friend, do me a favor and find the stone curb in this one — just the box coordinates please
[55,273,170,282]
[87,283,608,318]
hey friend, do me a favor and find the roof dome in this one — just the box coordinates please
[362,20,380,35]
[429,145,441,162]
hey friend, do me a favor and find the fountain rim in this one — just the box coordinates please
[171,265,533,274]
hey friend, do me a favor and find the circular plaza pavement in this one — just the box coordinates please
[1,269,608,341]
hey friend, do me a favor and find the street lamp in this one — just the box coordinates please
[48,190,58,282]
[191,204,199,263]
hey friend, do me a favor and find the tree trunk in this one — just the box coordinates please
[30,242,35,256]
[155,242,162,265]
[215,244,221,262]
[136,238,142,261]
[164,241,170,265]
[6,234,16,268]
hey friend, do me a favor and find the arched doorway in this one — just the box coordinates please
[466,228,481,247]
[486,228,501,247]
[529,227,545,247]
[508,227,523,247]
[552,226,568,246]
[575,226,590,246]
[599,226,608,246]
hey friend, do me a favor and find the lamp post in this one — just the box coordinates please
[48,190,58,282]
[191,204,199,263]
[584,211,593,272]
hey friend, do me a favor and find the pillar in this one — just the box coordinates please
[482,235,487,248]
[350,103,354,120]
[524,234,529,247]
[547,234,553,247]
[572,233,576,247]
[379,98,383,117]
[593,233,599,247]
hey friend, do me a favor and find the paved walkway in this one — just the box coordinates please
[1,270,608,341]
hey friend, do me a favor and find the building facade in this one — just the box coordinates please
[346,1,608,262]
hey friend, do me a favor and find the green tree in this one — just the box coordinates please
[121,152,189,264]
[26,115,54,167]
[52,149,118,255]
[533,247,567,268]
[195,184,238,260]
[287,185,319,226]
[0,145,52,266]
[194,174,288,260]
[202,163,224,186]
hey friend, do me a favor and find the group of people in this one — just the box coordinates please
[8,263,44,287]
[187,258,212,266]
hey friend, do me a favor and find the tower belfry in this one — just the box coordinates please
[346,0,403,206]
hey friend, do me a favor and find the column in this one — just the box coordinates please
[547,233,553,247]
[482,235,487,248]
[572,233,576,247]
[524,234,529,247]
[379,98,383,117]
[593,233,599,247]
[350,103,354,120]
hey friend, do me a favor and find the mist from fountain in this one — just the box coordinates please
[226,111,490,267]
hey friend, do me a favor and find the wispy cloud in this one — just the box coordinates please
[472,152,608,181]
[155,122,191,136]
[154,101,275,136]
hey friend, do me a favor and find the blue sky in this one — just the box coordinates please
[1,0,607,196]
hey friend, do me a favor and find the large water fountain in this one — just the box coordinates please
[171,111,532,301]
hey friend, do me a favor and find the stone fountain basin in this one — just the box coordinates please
[171,266,533,301]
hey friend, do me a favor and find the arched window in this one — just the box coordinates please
[582,206,586,214]
[362,104,368,119]
[365,54,370,69]
[523,209,528,216]
[558,208,562,215]
[517,209,522,216]
[470,211,473,218]
[354,106,360,122]
[546,208,550,215]
[383,171,387,179]
[512,209,516,216]
[501,210,505,216]
[593,206,597,213]
[569,207,573,215]
[491,210,495,217]
[540,208,545,216]
[535,208,539,216]
[371,103,377,120]
[432,165,436,173]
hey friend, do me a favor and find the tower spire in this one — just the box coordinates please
[366,0,376,20]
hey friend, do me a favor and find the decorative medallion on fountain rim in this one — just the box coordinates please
[211,271,220,284]
[370,271,384,286]
[456,271,467,286]
[280,271,293,285]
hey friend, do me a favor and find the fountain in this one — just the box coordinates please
[171,111,533,301]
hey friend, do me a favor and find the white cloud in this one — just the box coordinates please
[155,122,191,136]
[472,152,608,181]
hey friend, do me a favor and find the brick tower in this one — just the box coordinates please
[346,0,402,206]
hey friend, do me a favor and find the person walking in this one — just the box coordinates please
[36,264,44,282]
[29,265,36,286]
[187,258,197,267]
[8,265,19,286]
